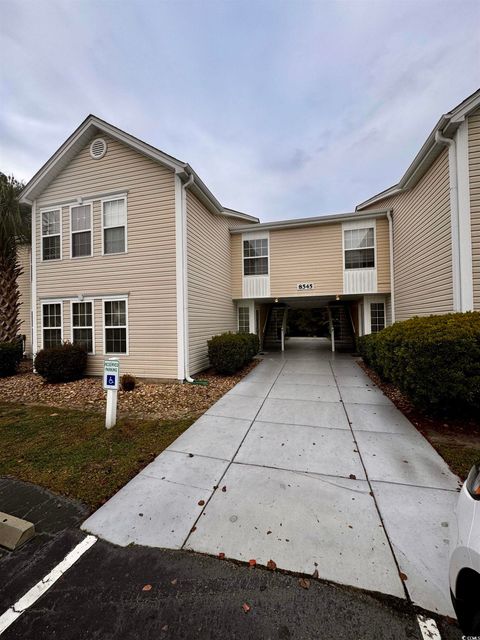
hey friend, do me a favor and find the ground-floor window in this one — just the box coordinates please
[238,306,250,333]
[104,299,128,354]
[42,302,62,349]
[370,302,385,333]
[72,301,94,353]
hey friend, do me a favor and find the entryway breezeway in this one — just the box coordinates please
[82,338,461,617]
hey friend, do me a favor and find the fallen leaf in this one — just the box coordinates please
[248,559,256,567]
[399,572,408,581]
[171,578,177,586]
[312,569,319,579]
[267,559,277,571]
[242,603,251,613]
[198,500,205,506]
[298,578,310,590]
[266,530,272,535]
[349,474,356,480]
[142,584,152,591]
[222,486,227,492]
[219,552,225,559]
[161,624,168,631]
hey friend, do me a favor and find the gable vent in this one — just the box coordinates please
[90,138,107,160]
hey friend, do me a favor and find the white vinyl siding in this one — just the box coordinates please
[102,196,127,254]
[71,301,94,353]
[41,209,61,261]
[42,302,63,349]
[71,204,92,258]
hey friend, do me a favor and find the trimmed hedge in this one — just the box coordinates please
[207,332,259,375]
[0,341,23,377]
[357,312,480,415]
[34,343,88,383]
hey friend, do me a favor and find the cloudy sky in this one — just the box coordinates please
[1,0,479,220]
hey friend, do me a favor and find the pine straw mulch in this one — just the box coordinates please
[358,360,480,480]
[0,359,259,421]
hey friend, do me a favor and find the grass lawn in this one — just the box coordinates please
[0,402,194,509]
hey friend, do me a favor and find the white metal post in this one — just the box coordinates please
[105,389,117,429]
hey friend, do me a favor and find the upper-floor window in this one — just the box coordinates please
[344,227,375,269]
[103,197,127,254]
[41,209,61,260]
[104,299,128,354]
[72,301,94,353]
[71,204,92,258]
[370,302,385,333]
[42,302,62,348]
[243,238,268,275]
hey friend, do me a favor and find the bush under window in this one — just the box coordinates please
[34,343,88,383]
[207,332,259,375]
[357,312,480,415]
[0,341,23,377]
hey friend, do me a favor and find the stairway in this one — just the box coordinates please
[327,303,356,352]
[263,305,287,350]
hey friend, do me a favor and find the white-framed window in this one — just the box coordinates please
[70,204,92,258]
[71,301,94,353]
[103,299,128,354]
[243,238,268,275]
[41,209,61,261]
[344,227,375,269]
[238,307,250,333]
[41,302,63,349]
[370,302,385,333]
[102,196,127,255]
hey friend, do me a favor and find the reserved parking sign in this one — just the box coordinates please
[103,359,120,390]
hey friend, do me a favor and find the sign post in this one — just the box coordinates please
[103,358,120,429]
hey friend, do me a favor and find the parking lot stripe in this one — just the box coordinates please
[0,534,97,635]
[417,615,441,640]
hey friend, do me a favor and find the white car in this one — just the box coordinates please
[449,462,480,634]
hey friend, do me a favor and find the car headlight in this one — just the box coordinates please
[466,462,480,499]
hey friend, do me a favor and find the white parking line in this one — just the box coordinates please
[0,535,97,635]
[417,614,441,640]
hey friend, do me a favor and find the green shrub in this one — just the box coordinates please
[121,374,136,391]
[207,332,259,375]
[34,343,88,383]
[0,341,23,377]
[357,312,480,415]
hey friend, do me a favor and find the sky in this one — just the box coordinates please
[1,0,479,221]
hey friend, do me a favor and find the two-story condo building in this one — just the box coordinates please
[17,89,480,381]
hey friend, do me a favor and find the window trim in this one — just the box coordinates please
[102,297,129,355]
[40,207,62,262]
[242,235,269,277]
[70,202,93,259]
[41,300,63,349]
[70,299,95,354]
[101,194,128,256]
[342,223,376,271]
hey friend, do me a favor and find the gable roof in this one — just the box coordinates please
[19,115,258,223]
[356,88,480,211]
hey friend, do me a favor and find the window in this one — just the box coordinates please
[72,301,94,353]
[243,238,268,275]
[104,300,128,354]
[103,197,126,254]
[42,303,62,348]
[344,227,375,269]
[41,209,61,260]
[238,307,250,333]
[370,303,385,333]
[71,204,92,258]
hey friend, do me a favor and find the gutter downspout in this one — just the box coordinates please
[435,129,461,311]
[31,201,37,366]
[181,173,195,382]
[386,209,395,323]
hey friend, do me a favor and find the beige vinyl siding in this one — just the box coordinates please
[17,245,32,354]
[469,109,480,309]
[231,234,243,299]
[376,218,391,293]
[187,192,245,374]
[269,224,343,297]
[35,135,178,379]
[362,149,453,320]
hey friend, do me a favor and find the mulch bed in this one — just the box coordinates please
[0,359,258,421]
[358,360,480,479]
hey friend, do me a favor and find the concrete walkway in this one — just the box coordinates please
[82,337,461,616]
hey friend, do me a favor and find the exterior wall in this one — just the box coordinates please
[376,218,391,293]
[230,234,243,299]
[187,192,246,374]
[17,244,32,355]
[35,134,178,379]
[362,149,453,321]
[469,109,480,309]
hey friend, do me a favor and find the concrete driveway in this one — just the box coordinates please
[82,338,461,617]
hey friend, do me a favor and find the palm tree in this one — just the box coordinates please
[0,173,31,343]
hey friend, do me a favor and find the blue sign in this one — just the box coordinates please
[107,375,116,387]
